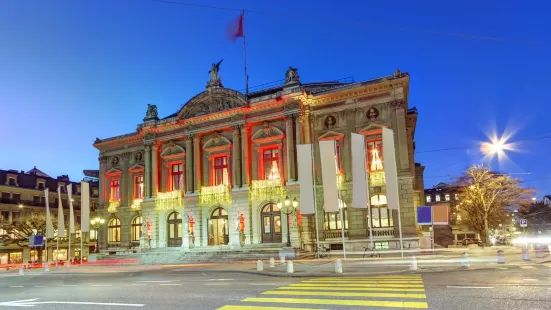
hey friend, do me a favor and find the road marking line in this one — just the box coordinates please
[520,266,537,269]
[446,286,494,289]
[302,280,424,284]
[218,306,325,310]
[316,276,422,280]
[159,283,182,286]
[292,283,424,288]
[263,290,427,299]
[62,285,79,287]
[543,263,551,268]
[208,279,234,281]
[204,283,231,286]
[124,283,146,286]
[34,286,46,288]
[523,279,539,281]
[9,286,23,288]
[278,286,425,292]
[91,285,112,287]
[135,281,173,283]
[243,297,429,308]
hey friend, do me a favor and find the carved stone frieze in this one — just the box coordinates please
[178,88,247,120]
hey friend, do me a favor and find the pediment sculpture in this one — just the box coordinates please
[178,87,247,120]
[207,59,224,88]
[203,132,231,151]
[144,104,159,122]
[285,66,300,84]
[161,140,186,158]
[251,122,285,143]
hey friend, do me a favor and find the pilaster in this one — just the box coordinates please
[185,137,193,194]
[285,117,296,182]
[232,126,242,189]
[144,144,152,198]
[240,126,250,188]
[98,155,109,207]
[193,135,202,193]
[121,152,132,206]
[152,144,159,197]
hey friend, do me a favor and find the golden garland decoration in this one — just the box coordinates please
[250,179,286,201]
[199,184,231,205]
[155,190,183,210]
[108,200,120,213]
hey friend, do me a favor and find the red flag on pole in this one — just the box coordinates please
[228,12,244,41]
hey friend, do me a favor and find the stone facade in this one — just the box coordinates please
[93,67,424,254]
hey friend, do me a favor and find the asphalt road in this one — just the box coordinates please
[1,264,551,309]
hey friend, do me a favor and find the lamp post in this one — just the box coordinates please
[277,196,299,247]
[90,216,105,253]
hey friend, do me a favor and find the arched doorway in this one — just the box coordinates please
[208,208,228,246]
[261,203,282,243]
[167,212,182,247]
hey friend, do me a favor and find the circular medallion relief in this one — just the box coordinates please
[135,152,143,161]
[324,115,336,129]
[366,107,379,120]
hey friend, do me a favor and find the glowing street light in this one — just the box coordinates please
[480,131,515,164]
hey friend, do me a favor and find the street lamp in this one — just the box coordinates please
[277,196,299,247]
[90,216,105,253]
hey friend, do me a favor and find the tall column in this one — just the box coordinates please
[240,126,249,188]
[232,126,241,189]
[185,137,193,194]
[285,117,296,182]
[304,109,312,144]
[144,144,152,198]
[193,135,201,193]
[121,152,131,206]
[152,144,159,197]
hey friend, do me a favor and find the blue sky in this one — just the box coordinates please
[0,0,550,195]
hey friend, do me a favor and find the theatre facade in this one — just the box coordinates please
[93,66,424,253]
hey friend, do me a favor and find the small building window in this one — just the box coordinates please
[33,195,40,205]
[435,195,441,202]
[37,182,45,190]
[12,193,21,204]
[108,218,121,243]
[131,216,143,242]
[426,196,431,203]
[212,156,229,186]
[263,148,280,180]
[445,194,450,201]
[170,164,184,191]
[135,175,144,198]
[110,179,120,201]
[60,185,66,193]
[8,177,16,186]
[455,193,459,200]
[367,140,384,172]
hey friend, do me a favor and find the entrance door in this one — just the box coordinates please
[261,204,282,243]
[167,212,182,247]
[209,208,229,246]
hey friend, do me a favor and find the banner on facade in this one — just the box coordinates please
[382,128,400,210]
[67,184,76,234]
[417,206,433,225]
[81,181,90,232]
[432,204,449,225]
[44,188,54,238]
[297,144,315,214]
[319,140,339,212]
[57,186,66,237]
[351,133,368,209]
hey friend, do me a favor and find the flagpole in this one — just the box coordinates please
[242,10,249,96]
[363,140,374,250]
[334,141,346,260]
[310,144,321,258]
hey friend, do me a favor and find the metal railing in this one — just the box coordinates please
[323,230,349,239]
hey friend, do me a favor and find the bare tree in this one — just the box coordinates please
[0,214,80,263]
[454,165,533,245]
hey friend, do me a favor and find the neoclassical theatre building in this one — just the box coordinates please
[93,65,424,254]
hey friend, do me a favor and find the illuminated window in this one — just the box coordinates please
[445,194,450,201]
[455,193,459,200]
[370,194,393,228]
[435,195,441,202]
[171,163,184,191]
[367,140,383,171]
[8,177,16,186]
[110,179,120,201]
[263,148,280,180]
[335,144,343,174]
[426,196,432,203]
[324,204,348,231]
[131,216,142,242]
[108,218,121,243]
[135,175,144,198]
[213,156,229,186]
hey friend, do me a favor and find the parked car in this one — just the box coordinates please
[462,238,483,247]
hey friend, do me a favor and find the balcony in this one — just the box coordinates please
[369,171,386,187]
[199,185,231,205]
[250,179,285,201]
[107,201,120,213]
[370,227,396,237]
[131,198,143,211]
[323,230,349,239]
[155,191,182,210]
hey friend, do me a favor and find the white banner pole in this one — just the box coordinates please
[334,141,346,260]
[310,145,321,258]
[363,138,374,250]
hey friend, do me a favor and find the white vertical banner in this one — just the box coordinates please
[57,187,66,237]
[351,133,369,209]
[44,188,54,238]
[80,182,90,232]
[297,144,315,214]
[319,140,339,212]
[67,184,76,234]
[382,127,400,210]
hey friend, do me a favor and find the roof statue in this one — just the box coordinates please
[207,59,224,88]
[143,103,159,122]
[285,66,300,84]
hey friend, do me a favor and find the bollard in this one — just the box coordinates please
[461,253,470,268]
[269,257,275,268]
[18,267,24,276]
[280,256,286,264]
[497,250,505,264]
[44,263,50,272]
[335,259,343,274]
[522,248,530,261]
[286,261,294,273]
[256,260,263,271]
[409,256,418,271]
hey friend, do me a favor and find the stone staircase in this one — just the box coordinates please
[98,245,314,265]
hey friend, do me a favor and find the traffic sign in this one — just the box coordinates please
[520,219,527,227]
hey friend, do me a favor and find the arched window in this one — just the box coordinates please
[370,194,393,228]
[108,218,121,243]
[208,207,229,246]
[167,212,182,247]
[324,200,348,231]
[131,216,142,242]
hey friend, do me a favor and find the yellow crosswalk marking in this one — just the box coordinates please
[317,276,422,280]
[292,283,424,288]
[277,286,425,292]
[543,263,551,267]
[263,290,427,299]
[520,266,536,269]
[302,280,424,284]
[243,297,429,308]
[218,306,325,310]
